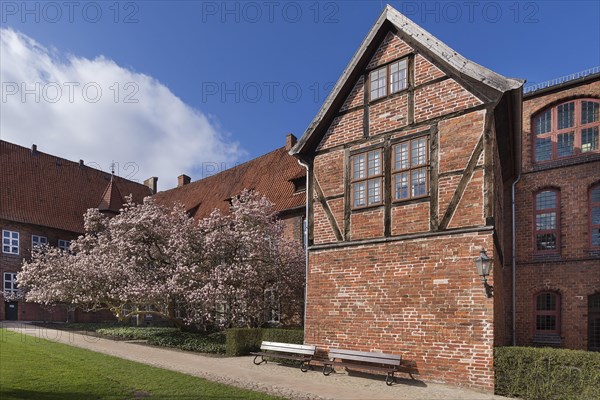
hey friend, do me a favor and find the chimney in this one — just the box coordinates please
[285,133,297,151]
[144,176,158,194]
[178,174,191,187]
[79,159,84,167]
[31,144,37,154]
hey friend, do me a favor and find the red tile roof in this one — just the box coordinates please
[0,140,152,233]
[153,146,307,220]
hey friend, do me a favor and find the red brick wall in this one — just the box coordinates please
[515,79,600,350]
[306,233,496,390]
[0,219,118,322]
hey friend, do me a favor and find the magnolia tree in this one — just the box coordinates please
[181,190,305,328]
[17,191,305,329]
[19,197,201,326]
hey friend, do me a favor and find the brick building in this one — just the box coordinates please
[0,140,152,322]
[289,6,522,390]
[514,74,600,350]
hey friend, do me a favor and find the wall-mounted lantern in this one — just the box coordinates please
[474,248,493,298]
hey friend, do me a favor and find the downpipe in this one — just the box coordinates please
[511,172,521,346]
[297,159,310,340]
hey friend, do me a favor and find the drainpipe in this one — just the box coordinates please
[511,173,520,346]
[297,159,310,341]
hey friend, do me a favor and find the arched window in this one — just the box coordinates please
[535,292,561,334]
[534,189,560,253]
[533,99,599,162]
[589,294,600,352]
[591,184,600,249]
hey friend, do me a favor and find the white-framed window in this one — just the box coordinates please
[369,66,387,100]
[32,235,48,249]
[369,58,409,101]
[351,149,383,209]
[2,230,19,254]
[264,289,280,323]
[58,240,70,251]
[390,59,407,93]
[3,272,17,293]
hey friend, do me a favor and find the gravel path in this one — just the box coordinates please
[2,322,508,400]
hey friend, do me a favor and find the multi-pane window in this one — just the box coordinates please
[535,292,560,333]
[393,137,429,201]
[369,66,387,101]
[534,190,559,252]
[351,149,383,209]
[58,240,70,251]
[591,185,600,248]
[389,60,407,93]
[369,58,408,101]
[264,289,280,323]
[2,230,19,254]
[3,272,17,293]
[32,235,48,249]
[533,99,600,162]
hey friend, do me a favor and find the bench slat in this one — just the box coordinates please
[329,348,401,366]
[251,351,311,361]
[260,341,316,356]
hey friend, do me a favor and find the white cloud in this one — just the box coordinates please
[0,28,245,191]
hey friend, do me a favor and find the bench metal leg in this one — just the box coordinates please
[300,360,310,373]
[323,364,334,376]
[386,372,395,386]
[253,355,266,365]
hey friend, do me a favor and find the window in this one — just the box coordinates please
[534,190,559,252]
[591,185,600,248]
[535,292,561,334]
[3,272,17,293]
[589,294,600,352]
[369,59,408,101]
[58,240,70,251]
[351,149,383,209]
[533,99,600,162]
[264,289,280,323]
[32,235,48,249]
[369,66,387,100]
[2,230,19,254]
[393,137,429,201]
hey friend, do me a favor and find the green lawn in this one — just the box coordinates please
[0,329,280,400]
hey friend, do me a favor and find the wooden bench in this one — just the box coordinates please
[251,341,316,372]
[323,348,403,385]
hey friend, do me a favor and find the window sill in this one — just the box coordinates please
[392,196,430,206]
[369,88,410,106]
[351,204,385,213]
[532,252,561,262]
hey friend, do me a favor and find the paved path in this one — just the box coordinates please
[1,322,508,400]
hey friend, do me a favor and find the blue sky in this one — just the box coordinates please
[1,1,599,189]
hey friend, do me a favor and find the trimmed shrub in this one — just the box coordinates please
[495,346,600,400]
[96,327,226,354]
[262,328,303,344]
[225,328,305,356]
[225,328,264,356]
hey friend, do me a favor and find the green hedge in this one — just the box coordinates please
[225,328,304,356]
[495,346,600,400]
[225,328,264,356]
[96,327,226,354]
[262,328,303,344]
